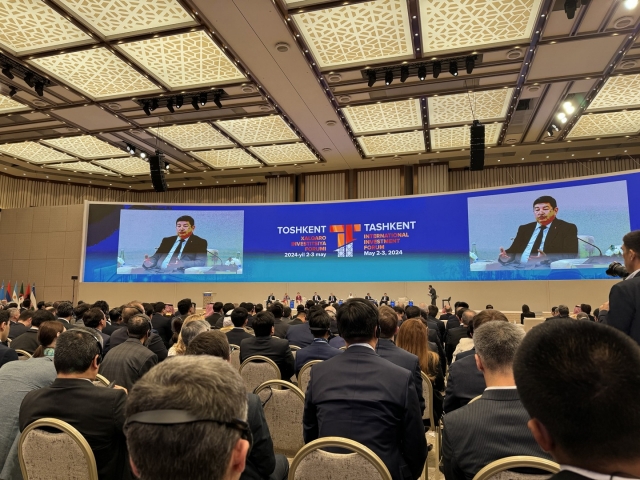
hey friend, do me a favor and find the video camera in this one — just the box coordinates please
[606,261,629,279]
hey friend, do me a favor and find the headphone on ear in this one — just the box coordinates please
[76,329,103,365]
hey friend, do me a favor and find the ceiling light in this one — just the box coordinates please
[23,72,34,88]
[400,65,409,83]
[367,70,377,87]
[140,152,147,159]
[191,96,200,110]
[418,65,427,81]
[465,56,475,74]
[557,112,567,123]
[8,86,17,97]
[150,99,159,111]
[34,81,44,97]
[547,127,554,137]
[176,95,183,109]
[385,70,393,86]
[143,102,151,116]
[126,144,135,154]
[625,0,638,9]
[563,101,575,114]
[449,60,458,76]
[433,61,442,78]
[1,65,13,80]
[213,93,222,109]
[199,92,207,106]
[166,98,175,113]
[565,0,578,19]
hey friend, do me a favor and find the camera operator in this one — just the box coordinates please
[599,230,640,345]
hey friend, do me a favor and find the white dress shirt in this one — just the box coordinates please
[626,268,640,280]
[160,237,188,269]
[521,222,552,263]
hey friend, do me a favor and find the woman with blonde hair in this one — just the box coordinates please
[396,318,444,423]
[32,320,65,358]
[168,314,207,356]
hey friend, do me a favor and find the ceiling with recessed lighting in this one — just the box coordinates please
[0,0,639,191]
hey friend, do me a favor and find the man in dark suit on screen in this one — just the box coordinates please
[498,195,578,265]
[143,215,208,272]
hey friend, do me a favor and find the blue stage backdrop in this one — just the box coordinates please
[82,170,640,283]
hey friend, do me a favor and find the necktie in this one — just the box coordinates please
[168,239,185,265]
[530,225,547,257]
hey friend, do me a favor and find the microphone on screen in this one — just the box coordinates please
[577,237,603,256]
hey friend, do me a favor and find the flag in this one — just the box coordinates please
[12,282,18,303]
[6,281,12,302]
[24,283,31,308]
[30,283,37,309]
[0,281,4,302]
[19,282,24,302]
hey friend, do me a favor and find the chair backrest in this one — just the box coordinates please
[94,374,110,387]
[297,360,323,394]
[472,456,560,480]
[239,355,281,393]
[255,380,305,457]
[420,371,434,427]
[229,344,241,370]
[19,418,99,480]
[468,394,482,404]
[289,436,392,480]
[290,345,301,351]
[15,349,32,360]
[339,346,347,351]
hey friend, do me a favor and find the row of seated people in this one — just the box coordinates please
[1,297,638,480]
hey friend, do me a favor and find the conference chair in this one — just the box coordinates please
[19,418,99,480]
[339,346,347,351]
[288,436,392,480]
[94,374,110,387]
[229,344,241,370]
[15,349,32,360]
[421,372,441,480]
[297,360,323,394]
[472,456,560,480]
[239,355,281,393]
[255,380,306,457]
[468,394,482,404]
[290,345,301,351]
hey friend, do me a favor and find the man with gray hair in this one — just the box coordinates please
[179,320,210,351]
[442,321,551,480]
[125,356,251,480]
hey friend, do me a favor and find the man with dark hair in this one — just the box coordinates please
[104,308,124,335]
[214,302,236,329]
[545,306,559,321]
[303,298,427,480]
[428,285,437,306]
[36,300,46,310]
[56,301,75,328]
[294,308,341,376]
[10,309,56,354]
[499,195,578,265]
[427,304,446,342]
[8,309,31,340]
[151,301,172,348]
[82,308,111,353]
[186,331,289,480]
[143,215,208,271]
[255,303,264,314]
[286,307,315,348]
[99,314,158,391]
[547,304,571,320]
[125,356,250,480]
[177,298,195,318]
[20,298,31,312]
[282,305,293,322]
[205,301,224,327]
[19,327,130,480]
[106,303,167,361]
[0,310,18,367]
[92,300,110,316]
[226,307,253,346]
[269,303,289,339]
[443,322,549,480]
[244,302,256,327]
[240,311,295,381]
[380,292,390,305]
[514,320,640,480]
[74,302,90,323]
[600,230,640,344]
[579,303,595,322]
[446,309,476,364]
[312,292,321,302]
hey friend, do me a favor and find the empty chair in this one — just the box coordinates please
[289,436,392,480]
[229,344,241,370]
[297,360,323,395]
[239,355,281,393]
[472,456,560,480]
[19,418,99,480]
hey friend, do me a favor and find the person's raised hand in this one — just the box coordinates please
[499,247,509,259]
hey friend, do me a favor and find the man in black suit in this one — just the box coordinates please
[327,293,337,303]
[499,195,578,265]
[514,320,640,480]
[7,309,31,340]
[99,314,158,391]
[205,301,224,327]
[11,310,56,354]
[546,304,571,321]
[312,292,321,302]
[151,302,172,347]
[286,308,315,348]
[303,299,427,480]
[440,305,455,321]
[294,309,342,375]
[81,308,111,355]
[240,311,295,381]
[446,309,476,365]
[226,307,254,347]
[428,285,437,306]
[380,293,390,305]
[142,215,208,272]
[426,304,446,343]
[109,304,168,361]
[0,311,18,368]
[443,321,550,480]
[267,293,276,306]
[269,303,289,339]
[55,301,75,329]
[19,327,130,480]
[545,306,558,321]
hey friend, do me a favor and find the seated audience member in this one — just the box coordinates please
[99,314,158,391]
[109,303,168,361]
[82,307,111,353]
[514,320,640,480]
[169,314,208,356]
[20,298,32,313]
[444,309,509,413]
[19,327,129,480]
[125,356,250,480]
[426,304,446,342]
[240,311,295,381]
[10,309,56,355]
[56,301,75,328]
[576,312,590,321]
[521,304,536,324]
[446,309,476,364]
[443,321,550,480]
[205,301,224,327]
[440,305,455,321]
[214,303,235,329]
[73,302,91,324]
[8,308,29,340]
[226,307,254,346]
[545,306,559,321]
[104,307,124,336]
[269,303,289,339]
[176,320,210,353]
[244,303,256,327]
[396,318,442,421]
[325,305,339,335]
[579,303,595,322]
[282,305,293,323]
[151,302,172,347]
[92,300,110,317]
[294,308,342,376]
[485,304,493,309]
[377,307,425,416]
[0,311,18,367]
[176,298,195,321]
[406,305,447,374]
[303,298,426,480]
[546,304,571,320]
[285,307,315,348]
[289,305,306,325]
[31,320,65,358]
[186,331,289,480]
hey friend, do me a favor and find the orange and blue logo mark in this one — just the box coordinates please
[329,224,361,257]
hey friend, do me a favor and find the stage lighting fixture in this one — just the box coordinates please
[199,92,207,106]
[433,61,441,78]
[557,112,567,124]
[191,96,200,110]
[176,95,183,109]
[449,60,458,76]
[23,72,34,88]
[213,93,222,109]
[140,151,147,159]
[166,98,175,113]
[1,65,13,80]
[8,86,17,97]
[418,65,427,81]
[465,56,475,74]
[143,102,151,116]
[551,124,559,132]
[150,98,158,111]
[400,65,409,83]
[385,70,393,86]
[367,70,377,87]
[565,0,578,19]
[34,81,44,97]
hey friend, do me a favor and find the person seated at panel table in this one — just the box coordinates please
[498,195,578,266]
[142,215,208,272]
[295,292,303,304]
[282,292,290,303]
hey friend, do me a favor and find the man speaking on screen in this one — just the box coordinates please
[142,215,208,272]
[498,195,578,266]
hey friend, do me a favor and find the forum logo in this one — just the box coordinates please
[329,224,361,257]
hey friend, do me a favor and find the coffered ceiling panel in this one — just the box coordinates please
[42,135,128,159]
[430,123,502,150]
[292,0,414,69]
[216,116,299,145]
[191,148,262,169]
[149,123,235,150]
[0,141,75,164]
[566,111,640,139]
[357,131,426,156]
[428,88,513,126]
[54,0,197,39]
[587,74,640,112]
[44,161,118,175]
[0,95,30,114]
[118,30,245,89]
[94,157,151,175]
[342,99,423,134]
[0,0,93,55]
[419,0,543,55]
[249,143,317,165]
[29,48,162,100]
